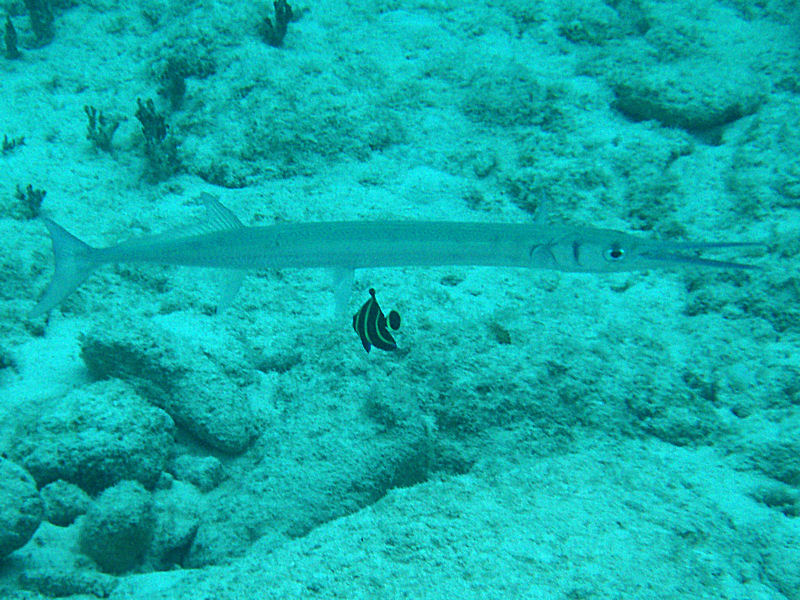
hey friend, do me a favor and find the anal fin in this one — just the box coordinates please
[217,270,245,313]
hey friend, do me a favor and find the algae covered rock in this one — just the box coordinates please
[744,429,800,486]
[171,455,225,492]
[610,59,762,133]
[147,481,202,570]
[40,480,91,526]
[10,380,174,494]
[19,568,117,598]
[79,480,155,574]
[0,457,43,559]
[80,316,261,454]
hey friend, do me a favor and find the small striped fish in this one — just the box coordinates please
[352,288,401,352]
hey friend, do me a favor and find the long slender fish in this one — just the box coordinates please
[29,195,760,318]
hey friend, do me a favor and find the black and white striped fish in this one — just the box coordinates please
[352,288,400,352]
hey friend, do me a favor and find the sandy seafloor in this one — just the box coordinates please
[1,0,799,598]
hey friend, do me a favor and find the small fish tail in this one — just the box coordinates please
[29,219,99,318]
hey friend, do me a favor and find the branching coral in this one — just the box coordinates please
[2,134,24,154]
[4,16,20,59]
[23,0,54,47]
[260,0,293,47]
[134,98,180,182]
[15,183,45,219]
[84,106,122,152]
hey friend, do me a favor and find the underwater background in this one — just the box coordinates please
[1,0,799,598]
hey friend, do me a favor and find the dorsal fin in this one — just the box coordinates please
[199,195,247,312]
[201,193,244,231]
[114,194,245,251]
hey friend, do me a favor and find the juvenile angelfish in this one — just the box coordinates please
[352,288,401,352]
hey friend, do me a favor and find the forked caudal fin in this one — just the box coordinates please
[29,219,99,319]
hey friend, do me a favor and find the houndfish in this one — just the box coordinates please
[29,195,761,318]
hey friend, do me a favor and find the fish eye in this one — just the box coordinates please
[603,244,625,262]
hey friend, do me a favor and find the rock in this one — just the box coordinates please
[148,481,202,570]
[79,480,156,574]
[0,458,43,559]
[461,61,554,128]
[184,415,433,567]
[80,316,260,454]
[172,455,225,492]
[762,531,800,600]
[10,380,174,494]
[40,480,91,526]
[611,59,762,132]
[19,568,117,598]
[746,432,800,486]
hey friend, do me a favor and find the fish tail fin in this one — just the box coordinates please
[29,219,99,318]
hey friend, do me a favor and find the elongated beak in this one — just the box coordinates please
[637,241,764,270]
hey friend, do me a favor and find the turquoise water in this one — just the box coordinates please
[1,0,798,598]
